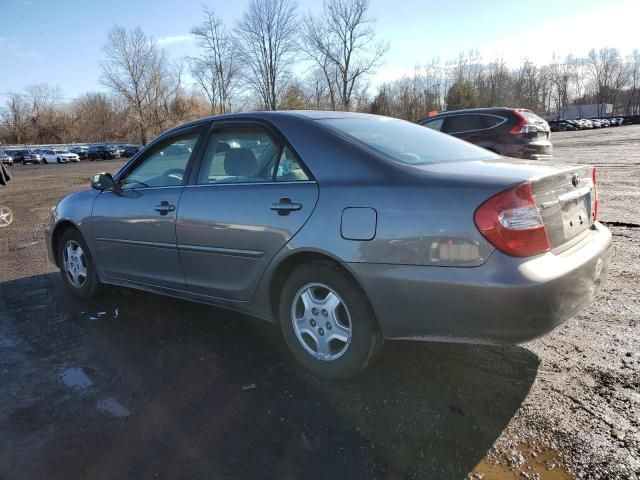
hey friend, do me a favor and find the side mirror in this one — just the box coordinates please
[91,172,116,191]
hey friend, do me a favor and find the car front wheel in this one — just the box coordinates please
[57,229,100,298]
[279,261,383,379]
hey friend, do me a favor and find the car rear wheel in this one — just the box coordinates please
[57,229,100,298]
[279,261,383,379]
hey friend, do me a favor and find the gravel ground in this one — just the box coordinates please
[0,126,638,479]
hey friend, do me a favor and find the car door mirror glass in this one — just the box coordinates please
[91,172,116,191]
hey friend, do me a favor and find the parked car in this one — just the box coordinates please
[108,145,125,157]
[4,150,20,162]
[45,111,611,378]
[12,150,42,164]
[0,152,13,166]
[87,145,118,161]
[69,146,89,160]
[42,149,80,164]
[29,151,43,163]
[549,120,576,132]
[121,145,142,158]
[419,107,552,159]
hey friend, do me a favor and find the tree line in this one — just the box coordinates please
[1,0,639,146]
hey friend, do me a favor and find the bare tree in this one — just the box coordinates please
[627,49,640,115]
[71,92,122,142]
[236,0,299,110]
[189,57,219,114]
[304,0,388,110]
[100,26,167,144]
[586,48,629,114]
[1,94,30,144]
[191,6,240,113]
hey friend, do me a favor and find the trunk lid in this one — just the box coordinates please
[416,158,596,250]
[531,165,595,248]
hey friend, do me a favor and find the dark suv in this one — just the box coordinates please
[419,107,552,160]
[87,145,118,161]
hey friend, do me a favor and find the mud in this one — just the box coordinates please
[0,126,639,479]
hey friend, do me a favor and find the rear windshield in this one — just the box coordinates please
[317,116,497,165]
[518,110,546,124]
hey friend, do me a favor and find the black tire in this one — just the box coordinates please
[57,228,100,298]
[57,157,61,163]
[279,261,383,379]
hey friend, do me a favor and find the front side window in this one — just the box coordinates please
[319,116,496,165]
[119,132,199,190]
[423,117,444,131]
[197,125,309,184]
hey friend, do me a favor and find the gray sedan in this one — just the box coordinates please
[45,111,611,378]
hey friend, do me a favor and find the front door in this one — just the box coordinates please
[92,128,203,290]
[177,122,319,300]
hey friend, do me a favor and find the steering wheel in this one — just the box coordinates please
[162,168,185,184]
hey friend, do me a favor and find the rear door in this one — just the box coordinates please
[91,126,205,289]
[441,114,480,140]
[176,121,319,300]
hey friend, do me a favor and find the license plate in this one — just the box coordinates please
[561,189,592,238]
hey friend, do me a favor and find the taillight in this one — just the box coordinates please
[509,109,538,135]
[592,167,598,221]
[474,182,550,257]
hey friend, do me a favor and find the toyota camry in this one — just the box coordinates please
[45,111,611,378]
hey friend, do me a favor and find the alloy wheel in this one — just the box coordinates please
[291,283,352,361]
[63,240,88,288]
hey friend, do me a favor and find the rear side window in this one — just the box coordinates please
[480,115,505,128]
[442,114,479,133]
[197,125,311,184]
[318,116,497,165]
[197,125,280,184]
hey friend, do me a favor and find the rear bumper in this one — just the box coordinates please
[500,141,553,160]
[350,222,611,344]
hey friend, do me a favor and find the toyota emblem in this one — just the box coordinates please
[571,174,580,187]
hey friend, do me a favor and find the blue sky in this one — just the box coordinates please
[1,0,638,102]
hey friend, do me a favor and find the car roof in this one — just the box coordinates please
[422,107,523,120]
[161,110,383,137]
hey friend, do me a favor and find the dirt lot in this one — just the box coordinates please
[0,126,638,479]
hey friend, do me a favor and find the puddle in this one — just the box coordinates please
[60,367,94,391]
[97,397,130,418]
[471,442,571,479]
[82,308,120,321]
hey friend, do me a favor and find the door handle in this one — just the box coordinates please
[154,201,176,215]
[271,198,302,216]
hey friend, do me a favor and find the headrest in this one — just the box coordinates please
[224,148,257,177]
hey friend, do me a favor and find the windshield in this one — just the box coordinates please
[318,116,497,165]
